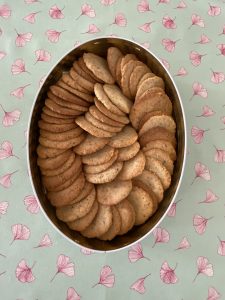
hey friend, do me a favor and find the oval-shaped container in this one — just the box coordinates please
[28,37,186,253]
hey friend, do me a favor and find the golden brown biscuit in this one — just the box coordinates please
[82,145,115,165]
[48,92,89,112]
[38,120,77,133]
[107,47,123,79]
[139,115,176,137]
[40,127,83,142]
[45,98,83,116]
[139,127,176,148]
[78,57,103,83]
[42,106,74,119]
[130,66,150,98]
[41,112,75,125]
[39,132,86,149]
[117,141,140,162]
[70,181,94,204]
[99,206,121,241]
[109,126,138,148]
[89,105,124,128]
[49,85,90,104]
[37,144,66,159]
[57,79,91,100]
[134,87,164,106]
[84,150,118,174]
[116,199,135,235]
[143,139,176,161]
[136,76,165,100]
[85,112,122,133]
[70,68,94,93]
[120,54,137,70]
[73,134,109,155]
[115,56,123,85]
[144,148,174,174]
[73,60,97,83]
[37,149,71,170]
[138,110,164,129]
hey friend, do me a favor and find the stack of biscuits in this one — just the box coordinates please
[36,47,177,241]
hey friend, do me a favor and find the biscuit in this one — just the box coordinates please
[116,199,135,235]
[128,185,157,225]
[130,65,150,98]
[45,98,83,116]
[78,57,103,83]
[83,53,115,84]
[84,150,118,174]
[94,83,124,116]
[42,106,74,119]
[38,120,77,133]
[134,87,165,106]
[145,156,171,190]
[136,76,165,100]
[73,134,109,155]
[138,110,164,129]
[85,111,122,133]
[115,56,123,85]
[99,206,121,241]
[97,179,132,206]
[120,54,137,70]
[144,148,174,174]
[143,139,176,161]
[107,47,123,80]
[109,126,138,148]
[48,171,85,207]
[70,68,94,93]
[70,181,94,204]
[139,127,176,148]
[137,72,155,88]
[48,92,88,112]
[117,141,140,162]
[49,85,90,104]
[89,105,124,128]
[139,115,176,136]
[94,98,129,125]
[75,116,115,138]
[85,161,123,184]
[39,132,86,149]
[56,186,96,222]
[37,149,71,170]
[103,84,133,114]
[73,60,96,83]
[40,127,83,142]
[117,150,146,180]
[41,112,75,125]
[67,200,98,231]
[82,145,115,165]
[37,144,66,159]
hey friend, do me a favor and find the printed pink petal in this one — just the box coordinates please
[0,51,6,60]
[199,190,219,203]
[189,14,204,28]
[0,141,17,160]
[15,31,32,47]
[46,29,65,43]
[152,227,170,247]
[193,215,212,235]
[190,82,208,100]
[137,0,152,13]
[0,201,9,216]
[35,49,51,63]
[25,0,41,3]
[160,262,178,284]
[197,105,214,117]
[0,105,21,127]
[66,287,81,300]
[10,84,30,99]
[191,126,208,144]
[219,25,225,35]
[128,242,150,263]
[24,195,39,214]
[74,41,81,47]
[175,237,191,250]
[0,170,18,188]
[11,224,30,244]
[162,16,176,29]
[112,13,127,27]
[11,59,29,75]
[217,237,225,256]
[100,0,115,5]
[15,260,35,283]
[139,21,154,33]
[80,247,94,255]
[217,44,225,56]
[93,266,115,288]
[189,51,206,66]
[214,146,225,163]
[192,162,211,184]
[141,42,150,49]
[0,4,11,19]
[167,199,182,217]
[130,274,151,294]
[193,256,213,282]
[162,38,179,52]
[195,34,211,44]
[175,1,187,8]
[49,5,64,19]
[51,254,75,282]
[83,24,100,34]
[76,3,96,20]
[208,4,221,16]
[34,234,52,248]
[207,287,221,300]
[23,11,40,24]
[174,67,188,76]
[160,58,170,70]
[211,70,225,84]
[158,0,170,4]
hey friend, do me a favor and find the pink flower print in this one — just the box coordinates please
[0,201,9,216]
[80,247,94,255]
[207,287,221,300]
[0,104,21,127]
[139,21,154,33]
[15,260,35,283]
[11,59,30,75]
[193,215,213,235]
[24,195,39,214]
[174,67,187,76]
[193,256,213,282]
[158,0,170,4]
[211,70,225,84]
[141,42,150,49]
[0,170,18,188]
[152,227,170,247]
[23,11,40,24]
[128,242,150,262]
[214,146,225,163]
[76,3,95,20]
[160,58,170,70]
[92,266,115,288]
[35,49,51,64]
[192,162,210,184]
[51,254,75,282]
[74,41,81,47]
[66,287,81,300]
[25,0,41,3]
[162,16,176,29]
[15,30,32,47]
[34,234,52,248]
[49,5,64,19]
[199,189,219,203]
[137,0,152,13]
[82,24,100,34]
[175,1,187,9]
[46,29,65,43]
[0,141,19,160]
[160,262,178,284]
[208,4,221,16]
[11,224,30,244]
[190,82,208,100]
[217,237,225,256]
[189,14,205,29]
[167,199,182,217]
[162,38,179,52]
[217,44,225,56]
[175,237,191,250]
[111,13,127,27]
[100,0,115,5]
[219,25,225,35]
[195,34,211,44]
[130,273,151,294]
[189,51,206,66]
[191,126,208,144]
[196,105,214,117]
[0,4,11,19]
[0,51,6,60]
[10,84,31,99]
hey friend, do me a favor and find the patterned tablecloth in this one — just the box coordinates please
[1,0,225,299]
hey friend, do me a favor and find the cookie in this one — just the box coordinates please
[41,112,75,125]
[56,186,96,222]
[75,116,115,138]
[142,140,176,161]
[99,206,121,241]
[136,76,165,100]
[48,171,85,207]
[135,87,165,106]
[130,65,150,98]
[89,105,124,128]
[84,150,118,174]
[103,84,133,114]
[48,92,88,112]
[73,134,109,155]
[73,60,96,83]
[138,110,164,130]
[139,127,176,148]
[109,126,138,148]
[107,47,123,80]
[144,148,174,174]
[70,68,94,93]
[137,72,155,89]
[115,56,123,85]
[39,132,86,149]
[37,145,66,159]
[97,179,132,206]
[40,127,83,142]
[67,200,98,231]
[117,150,146,180]
[117,141,140,162]
[81,204,113,238]
[85,161,123,184]
[116,199,135,235]
[85,111,122,133]
[70,181,94,204]
[49,85,89,104]
[139,115,176,136]
[82,145,115,165]
[83,53,115,84]
[57,79,91,101]
[38,120,77,133]
[42,106,74,119]
[37,149,71,170]
[78,57,103,83]
[45,98,83,116]
[120,54,137,70]
[145,156,171,190]
[128,185,157,225]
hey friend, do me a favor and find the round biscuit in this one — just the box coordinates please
[116,199,135,235]
[107,47,123,79]
[78,57,103,83]
[115,56,123,85]
[139,127,176,148]
[42,106,74,119]
[85,111,122,133]
[41,112,74,124]
[39,132,86,149]
[49,84,90,103]
[40,127,83,142]
[73,60,96,83]
[109,126,138,148]
[138,110,164,129]
[38,120,77,133]
[130,66,150,98]
[48,92,88,112]
[144,148,174,174]
[70,68,95,93]
[45,98,83,116]
[136,76,165,100]
[84,150,118,174]
[143,139,176,161]
[139,115,176,136]
[99,206,121,241]
[117,141,140,162]
[70,181,94,204]
[37,144,66,159]
[37,149,71,170]
[82,145,115,165]
[89,105,124,128]
[73,134,109,155]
